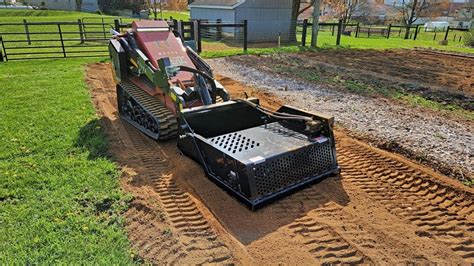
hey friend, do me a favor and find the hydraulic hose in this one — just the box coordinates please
[177,65,217,91]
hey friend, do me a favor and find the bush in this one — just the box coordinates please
[463,28,474,47]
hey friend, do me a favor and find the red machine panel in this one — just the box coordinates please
[132,20,194,83]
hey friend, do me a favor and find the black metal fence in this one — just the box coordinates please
[297,19,469,47]
[0,19,114,61]
[0,18,248,61]
[197,19,247,53]
[300,20,352,46]
[1,17,466,62]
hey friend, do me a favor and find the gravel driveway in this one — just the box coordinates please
[208,57,473,181]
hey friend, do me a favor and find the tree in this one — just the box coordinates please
[311,0,321,47]
[338,0,360,30]
[321,0,366,30]
[75,0,83,12]
[290,0,316,42]
[396,0,448,39]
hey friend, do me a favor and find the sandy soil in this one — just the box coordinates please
[86,63,474,264]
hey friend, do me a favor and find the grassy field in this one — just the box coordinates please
[316,31,473,53]
[0,58,133,264]
[201,30,472,57]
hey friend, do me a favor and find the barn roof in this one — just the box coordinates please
[189,0,246,9]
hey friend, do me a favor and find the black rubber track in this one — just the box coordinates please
[117,80,178,140]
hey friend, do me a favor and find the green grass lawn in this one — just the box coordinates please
[201,27,472,57]
[0,58,134,264]
[317,31,473,53]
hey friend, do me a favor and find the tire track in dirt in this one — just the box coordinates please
[128,134,233,264]
[283,189,436,264]
[86,63,240,264]
[288,211,370,264]
[337,142,474,263]
[129,137,232,264]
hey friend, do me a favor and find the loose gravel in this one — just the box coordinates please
[208,57,473,180]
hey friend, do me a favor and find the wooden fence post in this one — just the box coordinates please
[398,26,402,37]
[78,19,85,44]
[177,20,183,37]
[216,19,222,39]
[355,23,360,38]
[444,26,450,40]
[58,24,66,58]
[23,19,31,45]
[196,19,202,53]
[82,18,88,41]
[101,18,106,39]
[243,20,248,52]
[331,24,335,36]
[387,24,391,39]
[336,19,342,45]
[301,19,308,46]
[368,26,371,38]
[0,36,7,62]
[413,25,419,40]
[172,19,178,31]
[0,38,3,62]
[433,31,437,41]
[114,19,120,32]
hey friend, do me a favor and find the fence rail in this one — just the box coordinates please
[0,18,248,61]
[0,19,114,61]
[0,17,468,62]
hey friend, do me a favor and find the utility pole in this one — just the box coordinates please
[310,0,321,47]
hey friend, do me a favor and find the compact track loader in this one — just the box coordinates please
[109,20,339,210]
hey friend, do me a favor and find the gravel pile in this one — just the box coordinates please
[208,57,473,180]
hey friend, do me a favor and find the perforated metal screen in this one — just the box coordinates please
[210,132,261,154]
[253,141,335,197]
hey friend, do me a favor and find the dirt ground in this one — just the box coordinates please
[231,49,474,110]
[86,63,474,264]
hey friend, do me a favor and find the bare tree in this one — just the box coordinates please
[75,0,82,12]
[290,0,316,42]
[396,0,447,39]
[150,0,163,20]
[322,0,365,30]
[338,0,359,28]
[311,0,321,47]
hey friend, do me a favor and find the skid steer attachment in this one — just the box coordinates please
[177,100,339,209]
[109,20,339,210]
